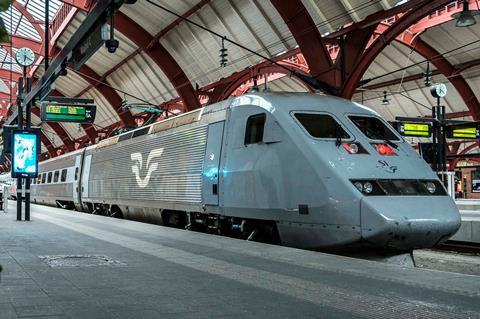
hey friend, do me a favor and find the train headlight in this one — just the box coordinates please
[363,182,373,194]
[425,181,436,194]
[354,181,363,192]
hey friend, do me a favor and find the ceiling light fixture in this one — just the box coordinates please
[381,91,390,106]
[452,0,479,27]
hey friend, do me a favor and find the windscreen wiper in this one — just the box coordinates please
[335,125,342,147]
[384,138,398,149]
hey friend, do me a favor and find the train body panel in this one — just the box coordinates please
[29,92,461,250]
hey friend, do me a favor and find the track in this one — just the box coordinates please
[437,240,480,254]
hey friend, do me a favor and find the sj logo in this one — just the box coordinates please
[131,148,164,188]
[377,160,397,173]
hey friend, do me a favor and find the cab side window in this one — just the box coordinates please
[244,114,266,145]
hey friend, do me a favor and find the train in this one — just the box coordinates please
[26,92,460,250]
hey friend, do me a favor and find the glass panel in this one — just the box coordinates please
[245,114,266,144]
[349,116,399,141]
[294,113,349,139]
[61,169,67,182]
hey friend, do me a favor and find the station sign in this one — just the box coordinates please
[40,102,96,124]
[445,124,480,139]
[394,122,432,138]
[11,129,40,178]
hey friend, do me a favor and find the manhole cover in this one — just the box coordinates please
[39,255,125,267]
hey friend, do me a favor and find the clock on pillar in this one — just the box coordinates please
[15,47,35,69]
[430,83,448,99]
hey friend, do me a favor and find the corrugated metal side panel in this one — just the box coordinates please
[87,125,208,203]
[39,152,77,171]
[32,183,74,200]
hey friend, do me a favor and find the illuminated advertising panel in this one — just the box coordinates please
[11,130,38,178]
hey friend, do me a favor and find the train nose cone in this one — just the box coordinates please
[360,196,461,250]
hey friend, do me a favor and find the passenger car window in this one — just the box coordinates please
[54,171,59,183]
[294,113,349,139]
[61,169,67,182]
[75,167,79,181]
[245,114,266,144]
[41,173,46,184]
[47,172,52,184]
[349,116,399,141]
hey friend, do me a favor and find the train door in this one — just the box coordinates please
[202,121,225,206]
[73,155,82,205]
[81,155,92,199]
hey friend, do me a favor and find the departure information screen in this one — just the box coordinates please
[41,102,96,123]
[395,122,431,138]
[447,126,480,139]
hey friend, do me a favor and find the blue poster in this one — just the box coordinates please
[12,132,38,176]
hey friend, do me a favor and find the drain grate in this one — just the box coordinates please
[39,255,125,268]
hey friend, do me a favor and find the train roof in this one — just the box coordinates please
[226,92,379,116]
[40,92,379,165]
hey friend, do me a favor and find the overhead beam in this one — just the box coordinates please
[114,12,201,111]
[77,65,136,127]
[270,0,334,87]
[403,38,480,120]
[1,35,43,54]
[58,0,95,11]
[31,108,75,151]
[12,1,45,41]
[340,0,453,98]
[325,0,427,41]
[22,0,128,111]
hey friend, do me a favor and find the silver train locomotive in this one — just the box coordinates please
[30,92,461,250]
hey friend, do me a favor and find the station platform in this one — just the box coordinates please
[453,199,480,244]
[0,203,479,319]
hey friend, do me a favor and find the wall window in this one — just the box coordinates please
[245,114,266,144]
[294,113,349,139]
[53,171,59,183]
[47,172,52,184]
[61,169,67,182]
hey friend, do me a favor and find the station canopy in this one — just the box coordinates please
[0,0,478,166]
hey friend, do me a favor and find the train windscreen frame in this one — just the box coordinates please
[348,115,400,141]
[294,113,350,139]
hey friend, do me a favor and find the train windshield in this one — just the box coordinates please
[349,115,400,141]
[294,113,350,139]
